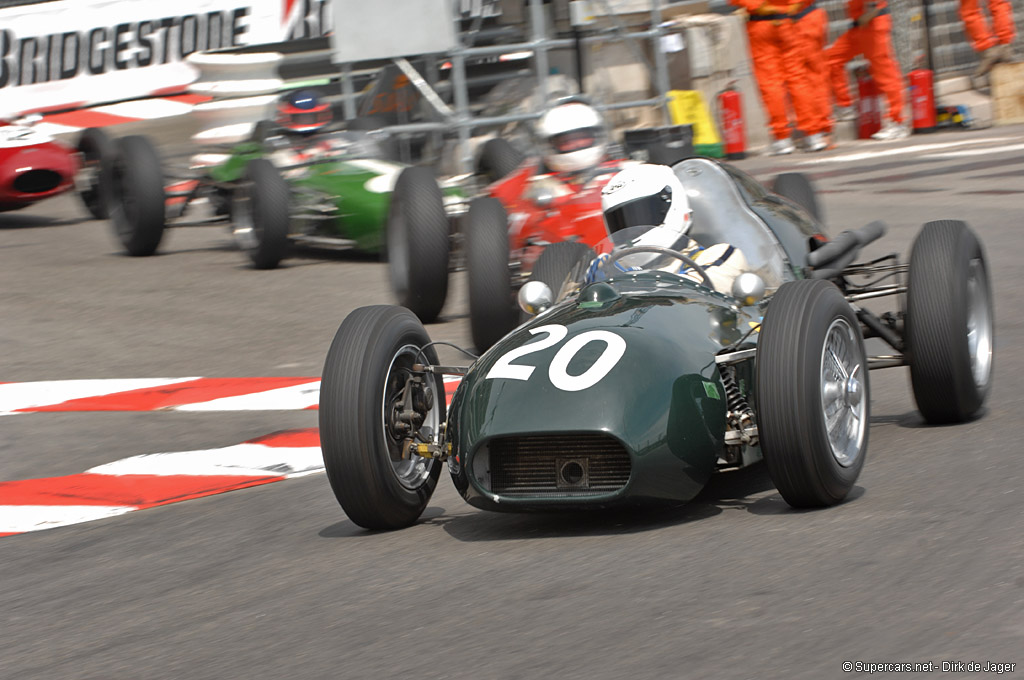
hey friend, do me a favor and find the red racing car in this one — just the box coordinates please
[0,118,112,219]
[464,147,630,351]
[437,97,695,351]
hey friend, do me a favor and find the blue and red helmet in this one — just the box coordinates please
[276,89,333,134]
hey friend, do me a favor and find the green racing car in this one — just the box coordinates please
[104,117,463,322]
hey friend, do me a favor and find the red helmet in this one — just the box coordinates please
[276,89,332,134]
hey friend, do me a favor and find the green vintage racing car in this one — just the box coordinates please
[317,157,995,530]
[104,121,463,321]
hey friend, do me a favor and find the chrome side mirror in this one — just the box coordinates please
[518,280,554,316]
[732,272,766,306]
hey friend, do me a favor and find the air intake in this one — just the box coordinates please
[13,169,62,194]
[486,433,631,498]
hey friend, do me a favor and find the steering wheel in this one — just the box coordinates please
[604,246,716,291]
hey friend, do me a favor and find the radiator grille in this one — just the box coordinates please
[487,434,631,498]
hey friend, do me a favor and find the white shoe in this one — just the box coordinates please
[835,106,856,121]
[805,132,828,152]
[871,120,910,141]
[769,138,796,155]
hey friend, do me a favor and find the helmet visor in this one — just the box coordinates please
[603,186,673,234]
[549,127,600,153]
[284,110,331,128]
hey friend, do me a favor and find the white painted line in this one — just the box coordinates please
[0,505,136,534]
[87,443,323,478]
[174,382,320,412]
[0,377,199,413]
[923,142,1024,159]
[798,137,1013,164]
[93,99,195,120]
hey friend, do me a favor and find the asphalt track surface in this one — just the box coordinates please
[2,119,1023,679]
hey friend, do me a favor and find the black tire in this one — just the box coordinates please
[108,135,166,257]
[756,279,869,508]
[772,172,822,223]
[348,116,399,160]
[477,137,524,184]
[466,196,517,352]
[319,305,445,530]
[248,120,280,145]
[232,159,291,269]
[529,241,595,300]
[386,166,450,322]
[906,220,993,423]
[76,127,115,220]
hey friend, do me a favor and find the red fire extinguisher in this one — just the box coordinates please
[909,59,936,133]
[717,82,746,160]
[855,67,882,139]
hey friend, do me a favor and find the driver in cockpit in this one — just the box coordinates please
[597,163,750,292]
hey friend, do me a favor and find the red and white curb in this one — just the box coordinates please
[0,376,463,536]
[0,377,322,415]
[0,428,321,537]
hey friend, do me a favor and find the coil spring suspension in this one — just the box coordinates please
[721,366,757,447]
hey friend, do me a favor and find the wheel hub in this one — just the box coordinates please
[820,318,867,468]
[966,258,993,390]
[844,374,862,409]
[380,345,441,489]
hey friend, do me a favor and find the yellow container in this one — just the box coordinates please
[667,90,722,153]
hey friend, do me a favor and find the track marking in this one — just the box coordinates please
[797,137,1013,164]
[0,376,462,414]
[0,376,465,535]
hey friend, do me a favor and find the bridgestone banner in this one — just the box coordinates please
[0,0,332,116]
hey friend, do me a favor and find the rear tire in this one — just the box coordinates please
[108,135,166,257]
[772,172,822,223]
[232,158,291,269]
[249,120,279,145]
[477,138,524,184]
[76,127,115,220]
[320,305,444,530]
[386,166,450,323]
[757,279,868,508]
[466,197,517,352]
[906,220,993,423]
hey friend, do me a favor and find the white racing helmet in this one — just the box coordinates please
[600,163,692,240]
[535,99,608,174]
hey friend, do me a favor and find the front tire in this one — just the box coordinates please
[108,135,166,257]
[465,196,516,352]
[906,220,993,423]
[757,279,869,508]
[319,306,445,530]
[76,128,115,220]
[386,166,450,323]
[528,241,595,301]
[232,158,291,269]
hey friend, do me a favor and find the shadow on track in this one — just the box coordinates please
[316,459,872,541]
[0,214,83,230]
